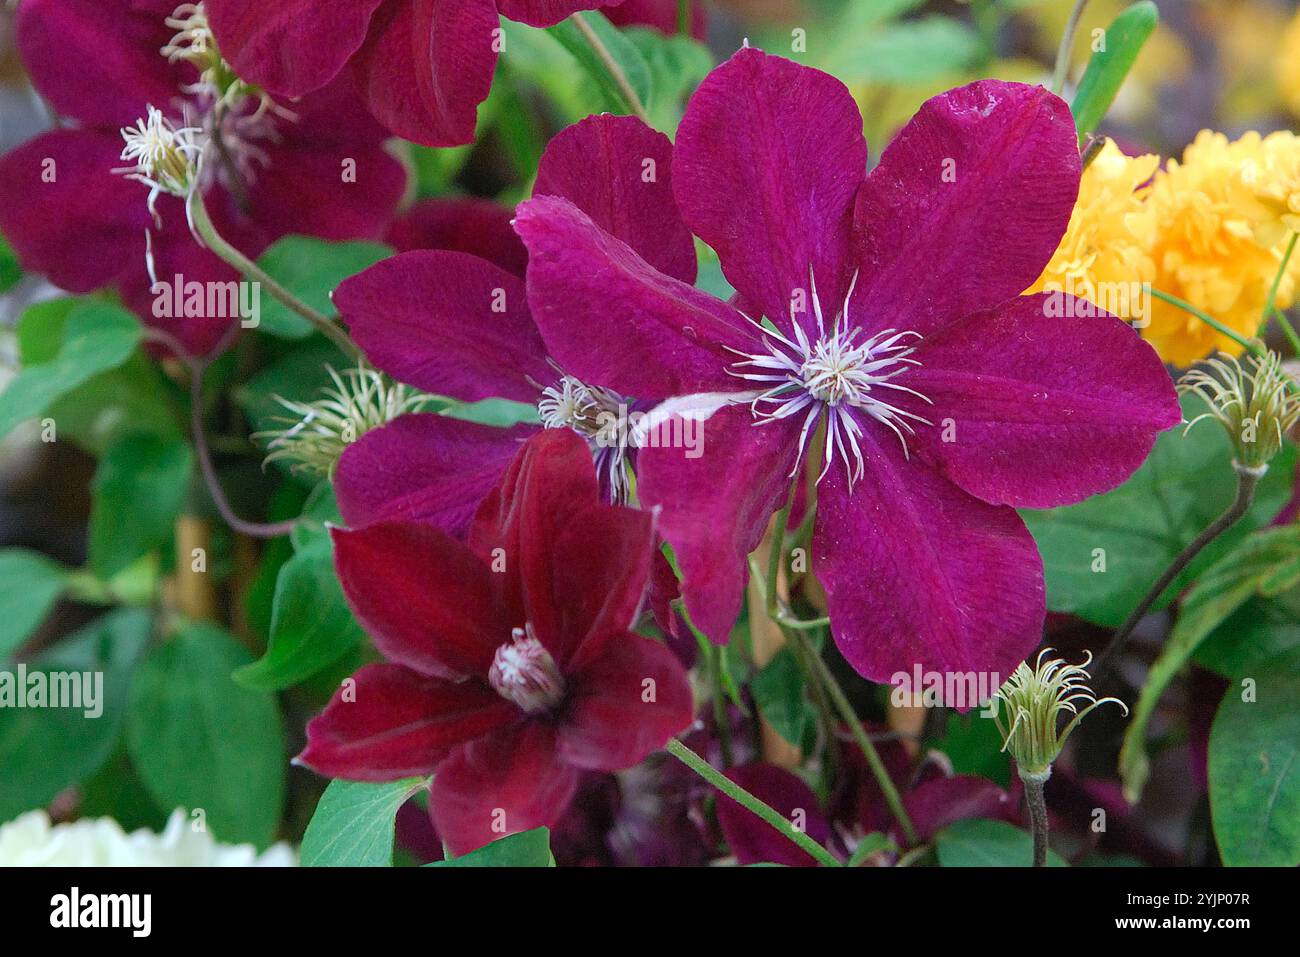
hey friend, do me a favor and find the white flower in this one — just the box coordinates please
[0,810,297,867]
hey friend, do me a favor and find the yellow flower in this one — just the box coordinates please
[1144,130,1300,366]
[1028,139,1159,323]
[1275,5,1300,117]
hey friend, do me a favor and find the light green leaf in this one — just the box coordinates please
[1209,649,1300,867]
[429,827,553,867]
[823,17,983,85]
[0,300,141,440]
[751,647,812,748]
[624,27,713,134]
[1071,1,1159,138]
[88,433,193,578]
[1195,592,1300,677]
[1022,395,1296,627]
[0,608,151,824]
[253,237,392,339]
[935,818,1068,867]
[1120,526,1300,802]
[301,778,426,867]
[549,12,654,118]
[126,622,285,847]
[0,549,68,659]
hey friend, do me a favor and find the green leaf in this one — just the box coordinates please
[126,622,285,847]
[549,12,653,117]
[751,647,812,748]
[235,338,345,439]
[935,818,1068,867]
[88,433,193,578]
[1209,649,1300,867]
[1194,593,1300,677]
[289,481,344,553]
[932,711,1012,788]
[301,778,426,867]
[1120,526,1300,802]
[234,540,364,690]
[429,827,554,867]
[253,237,392,339]
[1071,1,1159,138]
[1022,395,1297,627]
[0,608,151,824]
[0,235,21,294]
[0,549,68,659]
[823,17,983,86]
[624,27,713,134]
[0,299,141,440]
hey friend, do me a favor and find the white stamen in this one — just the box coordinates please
[489,624,565,715]
[537,373,635,504]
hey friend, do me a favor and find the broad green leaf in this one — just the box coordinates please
[253,237,392,339]
[932,711,1012,788]
[1022,395,1296,627]
[88,433,193,578]
[301,777,426,867]
[1209,649,1300,867]
[1194,593,1300,677]
[126,622,285,847]
[935,818,1068,867]
[289,481,344,553]
[751,647,813,748]
[235,338,346,438]
[549,13,654,118]
[823,17,983,86]
[0,300,141,440]
[1120,526,1300,802]
[234,540,363,690]
[625,27,713,133]
[1071,1,1159,138]
[0,235,21,294]
[0,608,151,824]
[429,827,554,867]
[0,549,68,659]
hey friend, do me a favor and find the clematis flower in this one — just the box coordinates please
[514,48,1181,684]
[298,429,694,855]
[0,0,405,354]
[204,0,629,147]
[331,112,696,528]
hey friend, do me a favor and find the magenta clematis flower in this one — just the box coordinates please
[514,48,1181,683]
[298,428,694,855]
[0,0,404,354]
[331,112,696,527]
[203,0,634,147]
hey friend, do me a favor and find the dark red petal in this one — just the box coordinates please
[297,663,514,780]
[331,522,510,679]
[430,722,580,856]
[560,631,694,770]
[535,114,696,284]
[498,0,621,28]
[714,763,833,867]
[387,198,528,276]
[904,775,1017,843]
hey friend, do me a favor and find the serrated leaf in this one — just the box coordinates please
[935,818,1068,867]
[1120,526,1300,802]
[88,433,193,578]
[429,827,553,867]
[126,622,285,847]
[0,549,68,659]
[1071,1,1159,138]
[252,237,391,339]
[1209,649,1300,866]
[1022,395,1297,627]
[301,777,425,867]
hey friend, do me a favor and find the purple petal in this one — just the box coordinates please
[206,0,385,98]
[895,294,1180,508]
[351,0,499,147]
[334,250,553,404]
[904,775,1017,843]
[334,413,535,535]
[673,47,867,331]
[852,81,1080,337]
[714,763,833,867]
[605,0,706,38]
[535,114,696,284]
[515,195,754,399]
[387,198,528,276]
[813,434,1044,686]
[637,405,803,644]
[499,0,622,28]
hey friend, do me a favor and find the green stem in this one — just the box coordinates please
[1022,772,1050,867]
[711,644,734,768]
[569,13,651,124]
[676,0,691,35]
[790,628,918,846]
[1051,0,1091,95]
[187,195,359,359]
[1265,234,1300,354]
[665,738,841,867]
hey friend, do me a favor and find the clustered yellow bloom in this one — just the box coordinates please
[1033,131,1300,368]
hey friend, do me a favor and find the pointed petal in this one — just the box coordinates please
[673,47,867,331]
[298,664,514,780]
[813,434,1044,687]
[852,81,1080,336]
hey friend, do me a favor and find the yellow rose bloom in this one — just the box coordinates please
[1028,139,1159,323]
[1144,131,1300,366]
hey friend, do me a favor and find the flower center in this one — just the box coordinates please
[488,624,566,714]
[725,270,932,488]
[537,375,634,503]
[117,106,205,210]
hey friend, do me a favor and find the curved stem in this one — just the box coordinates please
[665,738,841,867]
[1094,464,1261,677]
[187,194,359,359]
[1265,234,1300,355]
[569,13,651,124]
[1022,773,1050,867]
[1051,0,1091,95]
